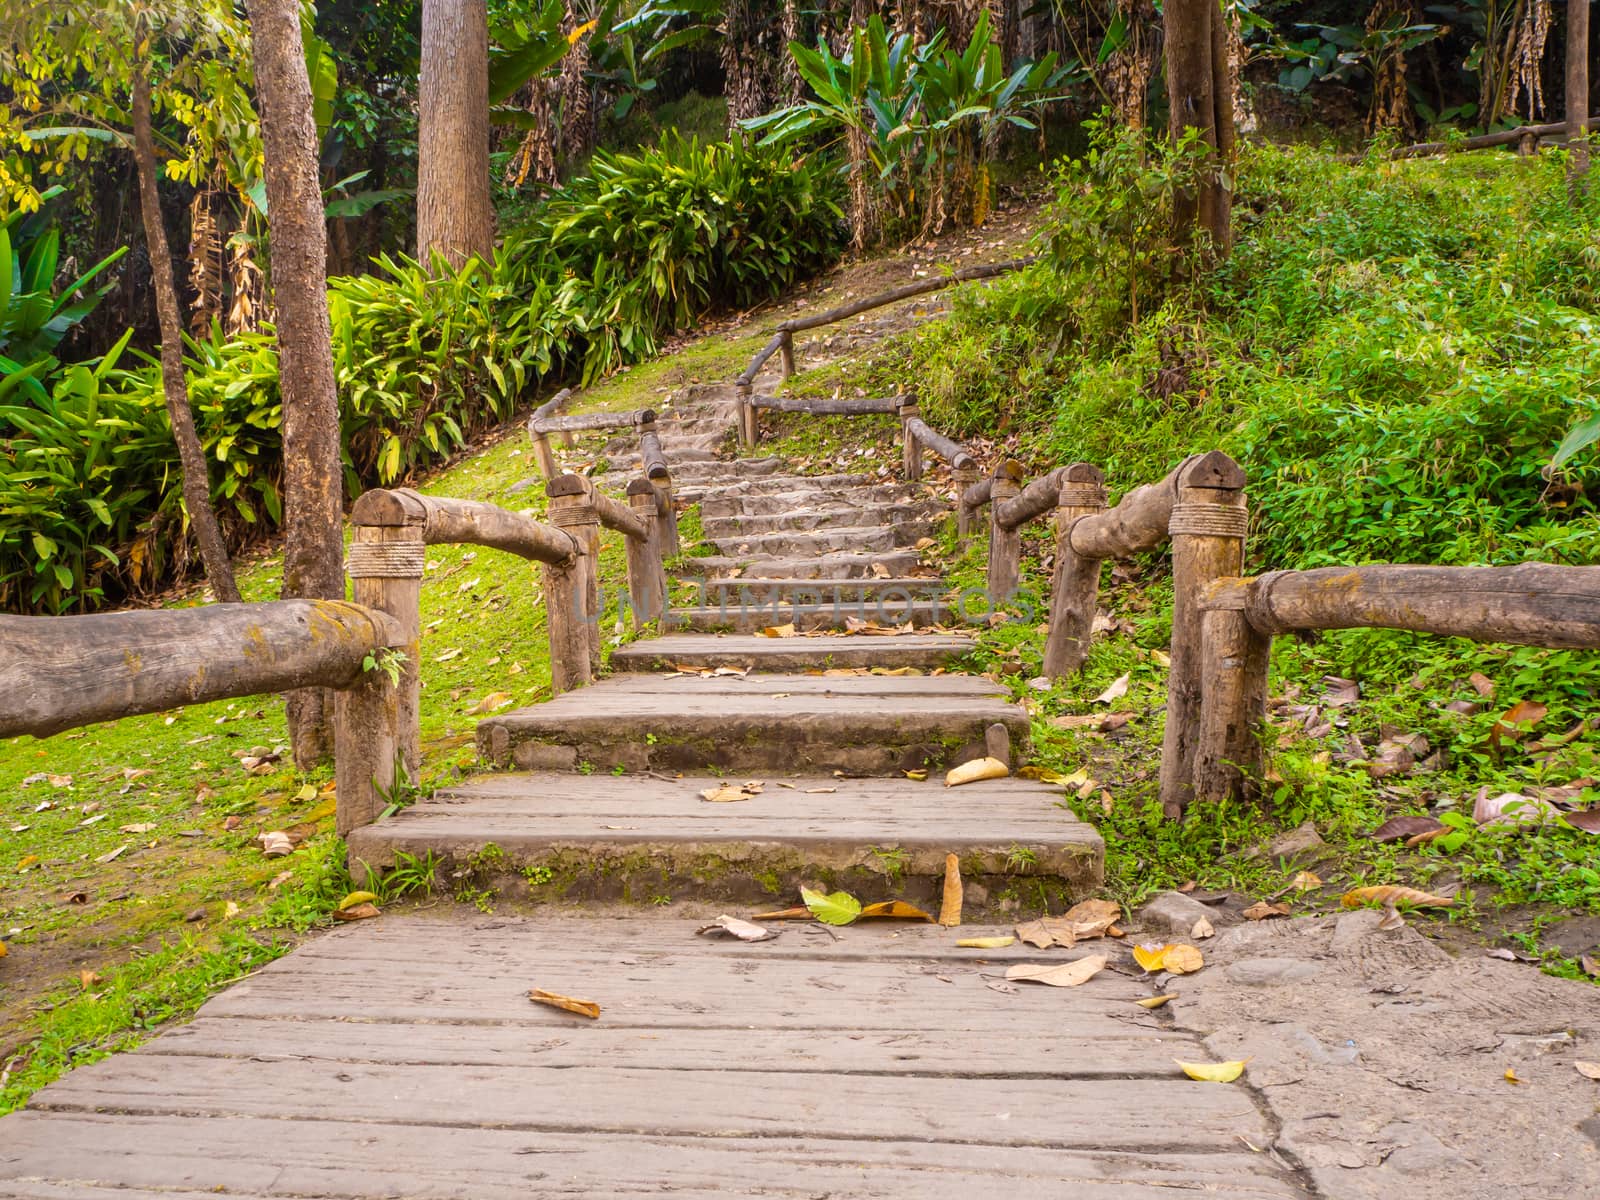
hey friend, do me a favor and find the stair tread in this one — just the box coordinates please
[610,631,973,671]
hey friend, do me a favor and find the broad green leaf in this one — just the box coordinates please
[800,887,862,926]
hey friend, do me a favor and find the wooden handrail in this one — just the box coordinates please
[0,600,400,741]
[352,488,579,565]
[1391,114,1600,159]
[640,425,669,481]
[737,332,787,388]
[530,386,574,424]
[773,257,1037,334]
[904,416,975,471]
[530,407,657,436]
[994,466,1069,531]
[582,476,650,542]
[750,394,903,415]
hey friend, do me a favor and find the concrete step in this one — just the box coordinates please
[607,446,722,470]
[702,502,942,538]
[675,550,924,579]
[667,599,952,634]
[710,522,937,557]
[692,577,946,603]
[346,772,1103,913]
[669,457,785,483]
[698,484,922,518]
[688,472,877,499]
[610,631,975,673]
[477,672,1029,776]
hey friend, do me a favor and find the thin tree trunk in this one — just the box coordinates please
[417,0,494,266]
[248,0,349,768]
[130,65,241,605]
[1162,0,1234,254]
[1569,0,1590,181]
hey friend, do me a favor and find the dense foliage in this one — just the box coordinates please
[0,138,841,612]
[840,131,1599,570]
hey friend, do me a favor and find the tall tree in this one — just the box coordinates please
[246,0,347,765]
[1161,0,1236,255]
[1569,0,1591,182]
[417,0,494,265]
[2,1,248,604]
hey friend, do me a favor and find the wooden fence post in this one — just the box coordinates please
[779,330,796,380]
[954,466,979,544]
[986,460,1025,601]
[1160,450,1248,819]
[652,473,680,558]
[899,398,923,481]
[737,380,757,448]
[1193,595,1272,807]
[1042,463,1107,679]
[626,478,666,627]
[336,518,423,836]
[545,475,599,692]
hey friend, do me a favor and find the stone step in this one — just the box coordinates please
[604,430,726,456]
[674,550,924,579]
[607,446,722,470]
[710,522,937,557]
[691,576,946,603]
[346,773,1103,913]
[668,457,786,483]
[666,599,952,634]
[702,502,941,538]
[698,484,922,518]
[609,631,975,673]
[477,672,1029,776]
[687,472,877,499]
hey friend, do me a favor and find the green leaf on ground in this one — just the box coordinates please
[801,887,862,926]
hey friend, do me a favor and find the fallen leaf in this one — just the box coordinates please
[1017,765,1089,787]
[333,902,381,921]
[1562,808,1600,834]
[1062,898,1122,939]
[1176,1058,1250,1083]
[1368,815,1446,844]
[750,906,811,921]
[338,891,379,912]
[267,870,295,891]
[529,988,600,1019]
[17,854,39,869]
[1243,901,1291,921]
[294,783,318,802]
[939,853,962,927]
[1290,871,1322,890]
[1377,903,1407,931]
[801,886,862,926]
[1575,1061,1600,1081]
[1468,672,1496,697]
[0,942,7,959]
[258,831,294,858]
[859,901,934,921]
[1474,791,1561,827]
[1137,994,1175,1009]
[1190,916,1215,939]
[760,623,797,638]
[118,823,157,835]
[945,757,1009,787]
[1340,885,1454,909]
[696,915,778,941]
[470,691,515,714]
[700,781,763,803]
[1494,699,1548,740]
[78,969,102,990]
[1134,943,1205,974]
[803,787,836,794]
[1581,955,1599,978]
[1016,916,1076,949]
[95,844,129,864]
[1005,955,1106,987]
[957,936,1015,949]
[1504,1067,1523,1085]
[1093,673,1131,704]
[903,769,928,781]
[223,901,240,919]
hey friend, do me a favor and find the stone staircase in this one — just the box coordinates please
[349,376,1105,913]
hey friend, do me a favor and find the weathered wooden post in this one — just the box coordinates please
[337,503,424,835]
[545,475,599,690]
[986,460,1025,601]
[954,466,981,545]
[626,477,666,627]
[899,398,923,481]
[529,427,558,478]
[736,380,757,448]
[640,420,680,557]
[779,330,796,380]
[1042,463,1108,679]
[1160,450,1248,819]
[344,493,426,775]
[1193,580,1272,806]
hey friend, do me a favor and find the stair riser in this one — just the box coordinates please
[694,578,944,603]
[675,552,923,579]
[347,839,1104,915]
[690,473,875,498]
[712,523,937,557]
[609,641,968,672]
[479,714,1029,777]
[667,602,952,634]
[698,486,918,519]
[702,504,940,537]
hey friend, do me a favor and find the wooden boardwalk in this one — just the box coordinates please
[0,911,1311,1198]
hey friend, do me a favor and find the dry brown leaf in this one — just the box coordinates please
[939,853,963,927]
[1405,827,1450,847]
[258,831,293,858]
[78,969,101,990]
[859,901,934,921]
[1093,673,1131,704]
[1190,916,1215,940]
[944,757,1009,787]
[1575,1061,1600,1081]
[1377,903,1407,931]
[1015,916,1076,949]
[1581,955,1599,978]
[1340,885,1454,909]
[1243,901,1291,921]
[1005,954,1107,988]
[1468,672,1496,697]
[1290,871,1322,890]
[1368,815,1446,844]
[760,623,797,638]
[1061,897,1121,939]
[700,781,763,803]
[529,988,601,1019]
[333,902,381,922]
[696,915,778,942]
[749,906,812,921]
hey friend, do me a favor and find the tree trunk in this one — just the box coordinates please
[1162,0,1234,255]
[248,0,348,767]
[1569,0,1591,182]
[130,65,241,605]
[417,0,494,266]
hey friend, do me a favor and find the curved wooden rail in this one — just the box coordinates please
[750,394,903,415]
[352,488,579,565]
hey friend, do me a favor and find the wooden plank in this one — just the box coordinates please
[29,1056,1275,1151]
[0,1113,1309,1199]
[151,1015,1194,1076]
[610,632,973,672]
[432,772,1068,805]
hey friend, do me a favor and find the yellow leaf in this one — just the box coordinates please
[957,936,1016,949]
[1574,1061,1600,1080]
[858,900,934,921]
[1017,765,1089,787]
[1340,885,1454,909]
[17,854,38,869]
[903,769,928,781]
[333,902,381,921]
[945,757,1009,787]
[1163,944,1205,974]
[1504,1067,1523,1085]
[1290,871,1322,890]
[529,987,600,1019]
[760,623,797,638]
[338,891,379,911]
[567,17,598,44]
[1005,955,1107,987]
[0,941,8,958]
[1176,1058,1250,1083]
[1137,994,1176,1009]
[1132,943,1168,972]
[470,691,516,714]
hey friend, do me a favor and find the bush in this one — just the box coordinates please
[0,138,844,613]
